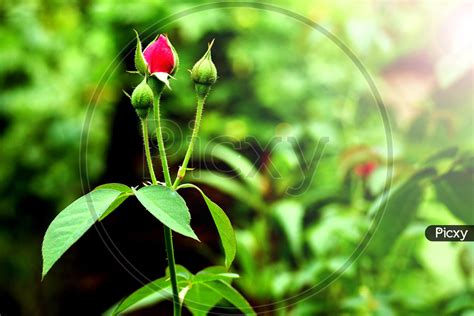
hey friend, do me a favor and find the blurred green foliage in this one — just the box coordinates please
[0,0,473,315]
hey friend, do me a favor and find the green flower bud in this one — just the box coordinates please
[191,40,217,99]
[131,79,154,119]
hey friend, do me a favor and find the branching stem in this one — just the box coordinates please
[141,95,181,316]
[173,96,205,189]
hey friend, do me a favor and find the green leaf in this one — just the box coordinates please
[134,185,199,240]
[272,200,304,258]
[178,184,236,267]
[434,170,474,224]
[111,265,191,315]
[94,183,132,193]
[201,280,256,316]
[235,230,258,278]
[42,189,123,278]
[113,276,175,315]
[110,266,240,316]
[94,183,133,221]
[204,143,264,194]
[193,266,239,284]
[134,30,148,75]
[424,147,458,165]
[367,177,425,258]
[183,266,240,315]
[184,282,221,316]
[183,268,241,316]
[166,264,193,282]
[99,193,131,221]
[187,170,265,212]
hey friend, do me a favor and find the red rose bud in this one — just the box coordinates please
[354,161,378,179]
[143,34,179,89]
[191,40,217,99]
[131,79,154,119]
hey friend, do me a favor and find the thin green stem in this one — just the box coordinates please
[152,94,181,316]
[164,226,180,316]
[153,95,173,187]
[141,119,157,184]
[173,97,205,188]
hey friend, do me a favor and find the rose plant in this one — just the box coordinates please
[41,32,255,316]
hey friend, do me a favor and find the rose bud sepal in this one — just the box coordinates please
[147,75,165,97]
[134,30,148,76]
[131,79,154,119]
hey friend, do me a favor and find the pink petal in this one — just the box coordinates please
[143,35,175,74]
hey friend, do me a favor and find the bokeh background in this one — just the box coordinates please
[0,0,473,315]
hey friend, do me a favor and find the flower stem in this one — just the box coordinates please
[153,95,173,187]
[164,226,180,316]
[152,94,181,316]
[141,118,157,184]
[173,96,205,188]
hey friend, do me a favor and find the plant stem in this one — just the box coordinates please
[141,118,157,184]
[152,94,181,316]
[173,96,205,188]
[163,226,180,316]
[153,95,173,187]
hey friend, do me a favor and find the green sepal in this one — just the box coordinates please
[147,75,165,96]
[134,30,148,75]
[169,38,180,76]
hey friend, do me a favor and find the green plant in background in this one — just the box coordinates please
[41,33,255,316]
[187,133,473,315]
